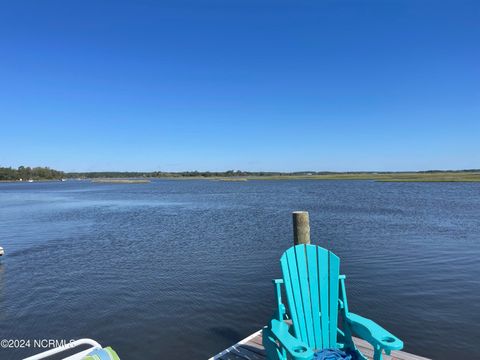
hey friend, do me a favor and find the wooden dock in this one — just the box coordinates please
[209,329,430,360]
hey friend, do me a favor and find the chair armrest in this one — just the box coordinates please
[269,319,314,360]
[346,313,403,351]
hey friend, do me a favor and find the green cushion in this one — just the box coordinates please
[82,346,120,360]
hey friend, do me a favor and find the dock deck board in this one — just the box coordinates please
[209,330,430,360]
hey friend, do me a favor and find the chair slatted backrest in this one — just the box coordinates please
[280,244,340,350]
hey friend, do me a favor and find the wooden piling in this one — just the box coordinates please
[292,211,310,245]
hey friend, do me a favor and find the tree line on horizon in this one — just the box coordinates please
[0,166,65,181]
[1,166,480,181]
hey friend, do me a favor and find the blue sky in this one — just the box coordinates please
[0,1,478,172]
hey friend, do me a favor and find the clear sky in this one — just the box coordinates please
[0,1,478,172]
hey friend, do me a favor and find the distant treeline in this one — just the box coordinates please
[0,166,65,181]
[66,169,480,178]
[68,170,317,178]
[2,166,480,181]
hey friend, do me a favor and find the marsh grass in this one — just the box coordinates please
[208,172,480,182]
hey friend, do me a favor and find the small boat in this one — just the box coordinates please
[28,179,34,183]
[0,247,4,256]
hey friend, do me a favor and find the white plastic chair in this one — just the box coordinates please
[23,339,102,360]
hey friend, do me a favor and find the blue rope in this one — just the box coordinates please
[314,348,353,360]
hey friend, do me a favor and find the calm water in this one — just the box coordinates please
[0,180,479,359]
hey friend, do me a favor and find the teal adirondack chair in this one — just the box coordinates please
[262,244,403,360]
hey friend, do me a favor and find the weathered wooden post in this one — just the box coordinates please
[292,211,310,245]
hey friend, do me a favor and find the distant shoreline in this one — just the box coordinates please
[3,166,480,183]
[195,173,480,182]
[91,179,150,184]
[2,171,480,183]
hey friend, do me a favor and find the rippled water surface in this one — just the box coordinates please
[0,180,479,359]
